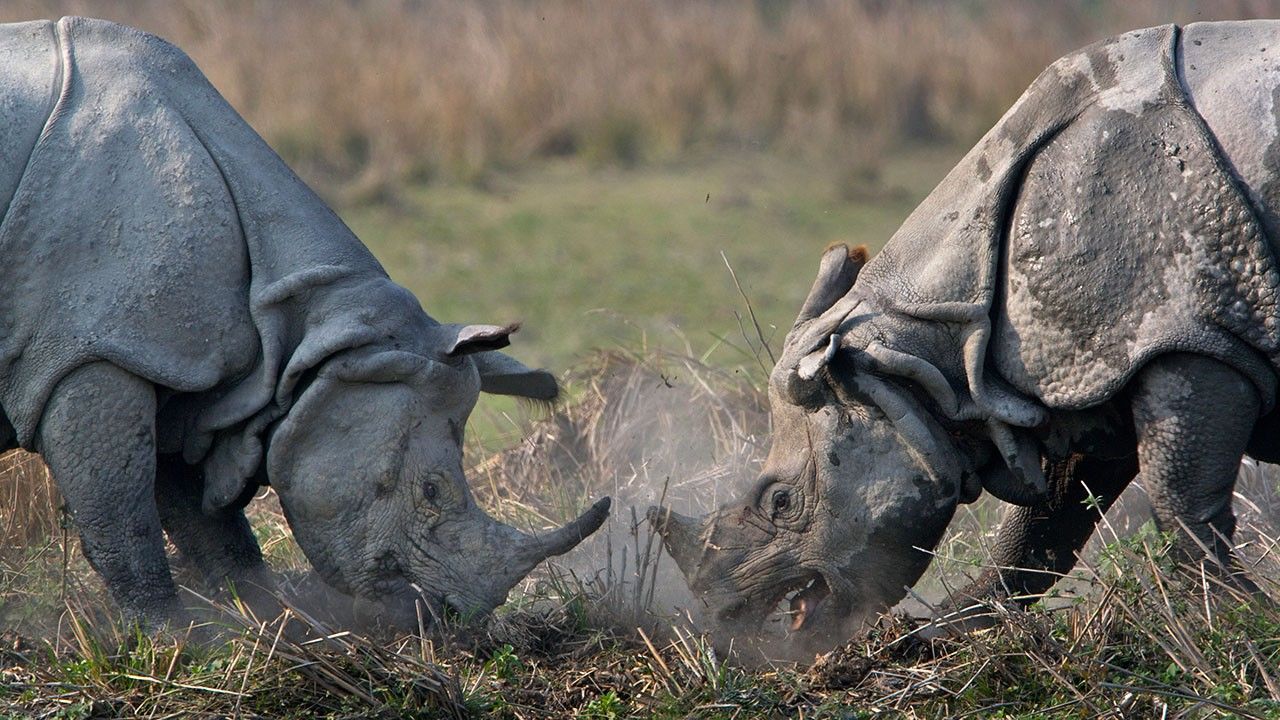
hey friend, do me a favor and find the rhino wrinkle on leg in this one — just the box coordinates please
[947,452,1137,617]
[155,454,277,610]
[1132,353,1261,592]
[35,362,181,625]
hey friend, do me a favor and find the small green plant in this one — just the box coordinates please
[582,690,627,719]
[484,643,523,681]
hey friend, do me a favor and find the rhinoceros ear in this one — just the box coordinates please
[794,244,867,326]
[443,323,519,357]
[472,351,559,401]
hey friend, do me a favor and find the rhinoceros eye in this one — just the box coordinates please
[772,489,791,515]
[758,481,803,525]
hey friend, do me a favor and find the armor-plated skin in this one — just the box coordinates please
[0,17,609,627]
[651,21,1279,651]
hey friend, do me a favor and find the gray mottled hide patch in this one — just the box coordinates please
[842,23,1280,416]
[0,17,432,507]
[1180,21,1280,244]
[995,85,1280,408]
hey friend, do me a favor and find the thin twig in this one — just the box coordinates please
[721,251,775,365]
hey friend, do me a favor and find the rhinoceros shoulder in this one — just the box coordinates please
[1180,20,1280,243]
[0,20,59,227]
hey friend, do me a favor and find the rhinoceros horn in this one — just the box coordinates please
[512,497,613,571]
[644,506,705,580]
[463,497,613,597]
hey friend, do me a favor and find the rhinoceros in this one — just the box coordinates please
[0,16,609,628]
[650,20,1280,649]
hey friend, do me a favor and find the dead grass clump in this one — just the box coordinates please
[0,450,57,554]
[471,349,767,524]
[469,349,769,632]
[2,593,469,718]
[806,532,1280,718]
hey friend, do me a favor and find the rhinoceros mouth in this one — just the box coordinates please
[715,571,834,633]
[785,574,831,631]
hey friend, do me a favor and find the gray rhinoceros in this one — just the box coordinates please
[0,17,609,628]
[650,20,1280,648]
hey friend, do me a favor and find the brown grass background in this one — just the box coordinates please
[4,0,1279,196]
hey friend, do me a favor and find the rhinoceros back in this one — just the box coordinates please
[0,20,59,231]
[856,23,1280,419]
[1180,21,1280,249]
[0,17,277,449]
[993,23,1280,410]
[0,16,413,497]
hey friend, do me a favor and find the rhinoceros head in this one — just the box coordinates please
[650,245,983,649]
[267,323,610,626]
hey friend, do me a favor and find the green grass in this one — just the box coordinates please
[343,147,960,445]
[344,148,959,373]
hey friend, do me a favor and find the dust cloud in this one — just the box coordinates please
[472,352,769,632]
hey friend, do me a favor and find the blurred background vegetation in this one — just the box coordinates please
[6,0,1280,430]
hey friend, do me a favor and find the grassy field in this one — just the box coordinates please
[2,152,1278,718]
[1,349,1277,719]
[344,148,958,372]
[343,148,960,445]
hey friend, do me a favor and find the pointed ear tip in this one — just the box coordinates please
[821,242,868,264]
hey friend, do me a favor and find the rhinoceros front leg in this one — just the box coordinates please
[960,453,1137,601]
[1131,352,1261,591]
[936,452,1137,629]
[36,362,181,625]
[154,454,277,614]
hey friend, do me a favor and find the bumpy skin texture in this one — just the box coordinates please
[653,21,1280,651]
[0,17,609,627]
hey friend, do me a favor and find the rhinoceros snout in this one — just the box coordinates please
[647,505,710,582]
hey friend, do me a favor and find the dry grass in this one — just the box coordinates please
[1,352,1276,717]
[5,0,1279,196]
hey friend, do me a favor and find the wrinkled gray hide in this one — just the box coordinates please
[0,17,609,627]
[651,21,1279,652]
